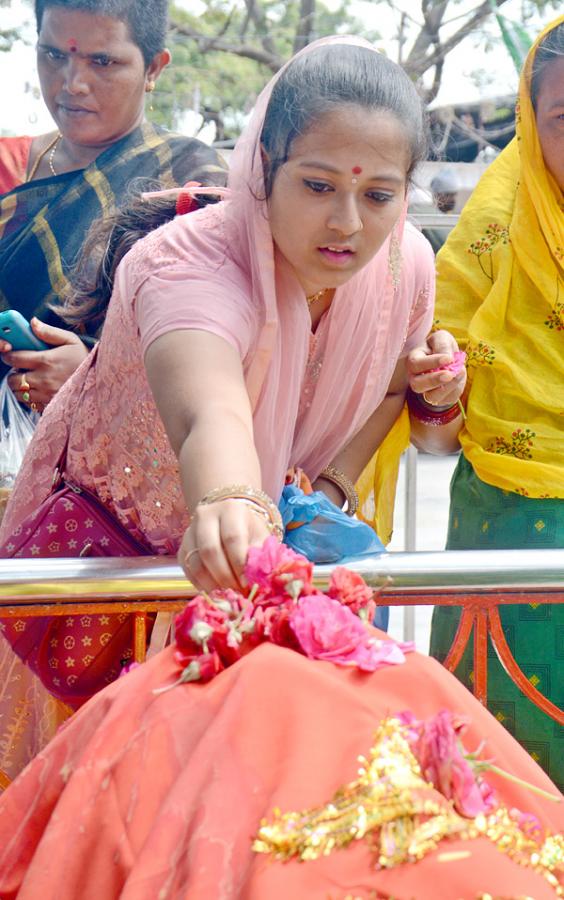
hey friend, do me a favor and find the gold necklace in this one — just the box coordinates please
[48,133,62,177]
[26,132,62,182]
[306,288,329,307]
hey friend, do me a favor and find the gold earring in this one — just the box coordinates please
[146,80,156,92]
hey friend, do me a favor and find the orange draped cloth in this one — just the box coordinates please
[0,642,562,899]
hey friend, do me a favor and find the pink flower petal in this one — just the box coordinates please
[429,350,466,376]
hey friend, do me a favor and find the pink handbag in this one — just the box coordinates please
[0,350,154,706]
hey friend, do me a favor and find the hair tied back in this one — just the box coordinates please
[141,182,231,216]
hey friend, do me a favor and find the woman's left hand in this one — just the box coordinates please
[3,318,89,412]
[406,329,466,407]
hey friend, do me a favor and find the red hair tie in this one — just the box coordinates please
[175,181,202,216]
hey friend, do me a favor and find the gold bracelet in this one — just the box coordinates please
[196,484,284,539]
[239,499,282,537]
[318,465,359,517]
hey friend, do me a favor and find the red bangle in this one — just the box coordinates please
[407,389,462,426]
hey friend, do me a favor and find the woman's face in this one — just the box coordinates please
[266,105,410,297]
[36,7,168,149]
[535,55,564,191]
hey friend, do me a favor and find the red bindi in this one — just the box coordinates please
[67,38,78,52]
[352,166,362,175]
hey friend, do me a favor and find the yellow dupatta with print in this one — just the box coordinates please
[434,15,564,499]
[356,408,410,545]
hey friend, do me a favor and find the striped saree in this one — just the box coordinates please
[0,122,226,379]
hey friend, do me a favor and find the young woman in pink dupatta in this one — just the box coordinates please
[0,36,562,900]
[0,34,463,705]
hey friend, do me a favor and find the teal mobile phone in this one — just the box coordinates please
[0,310,49,352]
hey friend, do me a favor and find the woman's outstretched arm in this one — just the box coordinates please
[144,329,272,592]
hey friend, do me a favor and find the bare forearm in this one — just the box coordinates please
[332,392,406,480]
[312,391,405,504]
[178,407,262,514]
[409,413,462,455]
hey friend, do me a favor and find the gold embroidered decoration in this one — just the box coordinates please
[254,718,466,867]
[388,233,402,290]
[253,717,564,894]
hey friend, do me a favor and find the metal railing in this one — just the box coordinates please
[0,549,562,720]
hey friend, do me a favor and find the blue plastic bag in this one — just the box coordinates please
[279,484,389,631]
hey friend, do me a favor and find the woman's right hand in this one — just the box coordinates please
[178,498,274,592]
[3,319,89,411]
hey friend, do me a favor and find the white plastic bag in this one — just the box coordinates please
[0,375,38,520]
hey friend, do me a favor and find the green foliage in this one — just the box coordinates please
[154,0,380,138]
[152,34,269,136]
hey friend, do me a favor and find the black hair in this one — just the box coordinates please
[35,0,168,67]
[63,187,217,334]
[530,21,564,111]
[260,43,427,197]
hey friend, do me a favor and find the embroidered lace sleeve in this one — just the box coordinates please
[119,212,258,360]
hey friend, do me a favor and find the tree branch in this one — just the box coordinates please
[404,0,511,78]
[170,22,284,72]
[293,0,316,54]
[242,0,279,60]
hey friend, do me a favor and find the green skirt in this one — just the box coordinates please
[429,455,564,791]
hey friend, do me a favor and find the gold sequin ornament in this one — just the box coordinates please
[253,717,563,893]
[254,718,467,867]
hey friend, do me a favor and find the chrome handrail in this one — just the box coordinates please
[0,549,562,605]
[0,552,561,725]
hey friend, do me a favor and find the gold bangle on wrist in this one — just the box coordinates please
[319,464,359,517]
[238,499,281,537]
[196,484,284,539]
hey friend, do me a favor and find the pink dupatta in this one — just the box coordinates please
[136,35,435,499]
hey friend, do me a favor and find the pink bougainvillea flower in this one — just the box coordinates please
[429,350,467,376]
[244,535,314,602]
[328,566,375,618]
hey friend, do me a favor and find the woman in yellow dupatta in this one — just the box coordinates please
[429,16,564,791]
